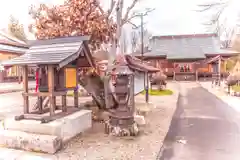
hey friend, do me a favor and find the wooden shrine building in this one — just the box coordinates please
[0,31,29,82]
[133,33,239,81]
[2,36,95,123]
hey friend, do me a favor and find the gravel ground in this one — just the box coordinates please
[0,83,179,160]
[45,83,180,160]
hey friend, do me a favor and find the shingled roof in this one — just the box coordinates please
[2,36,94,68]
[125,55,160,73]
[0,43,28,54]
[0,31,28,54]
[135,33,239,59]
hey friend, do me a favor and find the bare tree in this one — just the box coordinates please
[8,15,27,42]
[196,0,238,48]
[112,0,154,62]
[131,30,138,52]
[131,28,152,52]
[29,0,154,64]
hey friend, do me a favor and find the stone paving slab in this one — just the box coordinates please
[0,148,52,160]
[0,130,62,154]
[0,82,35,94]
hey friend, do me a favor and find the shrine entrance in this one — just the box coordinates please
[173,62,197,81]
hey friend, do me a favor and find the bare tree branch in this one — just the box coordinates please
[127,21,138,28]
[122,8,154,25]
[196,2,226,12]
[122,0,138,24]
[131,22,147,29]
[196,0,233,40]
[107,0,116,17]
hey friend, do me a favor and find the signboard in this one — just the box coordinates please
[65,68,77,88]
[134,72,145,95]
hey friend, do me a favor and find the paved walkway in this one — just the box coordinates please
[0,92,92,120]
[200,81,240,113]
[158,82,240,160]
[0,92,24,120]
[0,81,35,93]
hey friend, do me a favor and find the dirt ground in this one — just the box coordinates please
[0,83,179,160]
[39,83,179,160]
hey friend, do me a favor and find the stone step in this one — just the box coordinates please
[0,130,62,154]
[3,110,92,142]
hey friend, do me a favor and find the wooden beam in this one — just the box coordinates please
[22,65,29,114]
[22,91,66,97]
[48,65,56,116]
[41,107,80,123]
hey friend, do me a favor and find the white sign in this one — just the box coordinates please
[134,72,145,95]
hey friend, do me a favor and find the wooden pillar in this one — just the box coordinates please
[173,63,176,81]
[23,65,29,114]
[104,76,110,109]
[48,65,56,116]
[0,71,3,83]
[196,70,198,81]
[62,95,67,112]
[218,57,221,86]
[38,97,43,113]
[131,74,135,113]
[195,63,198,81]
[74,68,79,108]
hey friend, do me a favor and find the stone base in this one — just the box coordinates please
[0,110,92,153]
[134,115,146,126]
[105,121,139,137]
[135,101,155,116]
[0,130,62,154]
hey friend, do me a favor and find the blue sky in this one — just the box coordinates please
[0,0,239,38]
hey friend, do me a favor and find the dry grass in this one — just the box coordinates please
[141,89,173,96]
[232,84,240,92]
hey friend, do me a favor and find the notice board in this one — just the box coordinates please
[65,68,77,88]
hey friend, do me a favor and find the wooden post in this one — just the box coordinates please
[195,63,198,81]
[62,95,67,112]
[17,66,21,83]
[173,63,176,81]
[74,90,78,108]
[48,65,56,116]
[196,70,198,81]
[23,65,29,114]
[74,69,78,108]
[218,57,221,86]
[38,97,43,113]
[104,76,110,109]
[131,74,135,113]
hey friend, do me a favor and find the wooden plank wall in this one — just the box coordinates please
[148,59,228,74]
